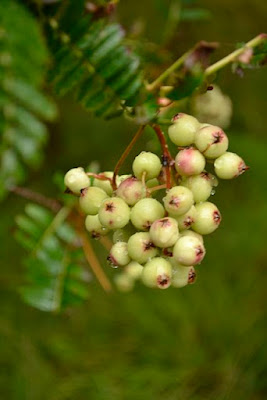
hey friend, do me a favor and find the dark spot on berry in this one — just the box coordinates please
[144,241,156,251]
[80,188,87,196]
[207,85,213,91]
[157,274,170,288]
[91,231,101,239]
[107,254,117,267]
[213,210,221,224]
[172,113,183,122]
[200,171,211,180]
[188,268,196,284]
[143,221,152,230]
[184,216,194,227]
[169,196,180,208]
[163,248,173,257]
[238,162,249,176]
[105,202,115,212]
[159,218,171,227]
[212,131,224,144]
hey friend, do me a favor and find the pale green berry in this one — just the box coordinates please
[93,171,114,195]
[192,201,221,235]
[112,224,136,243]
[127,232,158,264]
[124,261,143,280]
[195,125,229,158]
[133,151,162,180]
[116,177,146,206]
[179,229,203,244]
[64,167,90,194]
[175,148,205,176]
[146,178,159,188]
[108,242,130,267]
[214,152,248,179]
[114,273,134,292]
[168,113,200,146]
[176,205,197,231]
[181,172,216,203]
[85,214,109,238]
[150,217,179,248]
[142,257,172,289]
[130,198,165,230]
[172,265,196,288]
[79,187,108,215]
[173,236,205,266]
[163,186,194,217]
[98,197,130,229]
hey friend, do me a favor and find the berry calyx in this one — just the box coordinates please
[195,124,229,158]
[98,197,130,229]
[214,152,248,179]
[173,235,206,266]
[168,113,200,146]
[192,201,221,235]
[149,217,179,248]
[176,205,197,231]
[79,187,108,215]
[163,186,194,216]
[132,151,162,180]
[127,232,158,264]
[175,148,206,176]
[142,257,172,289]
[64,167,90,194]
[130,198,165,230]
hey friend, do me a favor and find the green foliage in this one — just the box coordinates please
[48,14,143,118]
[0,0,57,200]
[15,203,90,312]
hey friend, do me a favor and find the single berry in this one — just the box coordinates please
[93,171,114,195]
[127,232,158,264]
[64,167,90,194]
[112,224,136,243]
[132,151,162,180]
[142,257,172,289]
[85,214,109,238]
[79,187,108,215]
[176,205,197,231]
[168,113,200,146]
[181,172,217,203]
[192,201,221,235]
[146,178,160,188]
[195,125,229,158]
[173,236,206,266]
[175,148,205,176]
[172,265,196,288]
[108,242,130,267]
[124,261,143,280]
[114,273,134,292]
[98,197,130,229]
[130,198,165,230]
[179,229,204,243]
[214,152,248,179]
[117,174,132,185]
[116,177,146,206]
[149,217,179,248]
[163,186,194,216]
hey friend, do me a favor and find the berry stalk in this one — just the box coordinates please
[152,124,174,189]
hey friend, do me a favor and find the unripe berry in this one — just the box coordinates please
[98,197,130,229]
[146,178,159,188]
[124,261,143,280]
[130,198,165,230]
[150,217,179,248]
[172,265,196,288]
[181,172,217,203]
[168,113,200,146]
[127,232,158,264]
[79,187,108,215]
[117,174,132,185]
[163,186,194,216]
[116,177,146,206]
[195,125,229,158]
[132,151,162,180]
[108,242,130,267]
[93,171,114,195]
[176,205,197,231]
[192,201,221,235]
[142,257,172,289]
[114,273,134,292]
[214,152,248,179]
[112,224,136,243]
[175,148,205,176]
[179,229,204,243]
[85,214,109,238]
[173,236,205,266]
[64,167,90,194]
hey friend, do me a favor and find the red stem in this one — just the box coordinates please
[152,124,174,189]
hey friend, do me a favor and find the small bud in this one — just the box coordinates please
[64,167,90,194]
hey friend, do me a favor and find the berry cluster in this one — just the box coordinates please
[64,113,248,291]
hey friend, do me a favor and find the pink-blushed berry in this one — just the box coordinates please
[85,214,109,238]
[108,242,130,267]
[195,124,229,158]
[181,172,217,203]
[127,232,158,264]
[214,152,248,179]
[98,197,130,229]
[168,113,200,146]
[79,187,108,215]
[130,198,165,230]
[173,235,205,266]
[192,201,221,235]
[176,205,197,231]
[172,265,196,288]
[142,257,172,289]
[150,217,179,248]
[116,177,146,206]
[175,148,206,176]
[64,167,90,194]
[132,151,162,180]
[163,186,194,216]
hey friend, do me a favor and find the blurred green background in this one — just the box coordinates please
[1,0,267,399]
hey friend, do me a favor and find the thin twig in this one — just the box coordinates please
[152,124,174,189]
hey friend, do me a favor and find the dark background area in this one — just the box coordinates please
[0,0,267,399]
